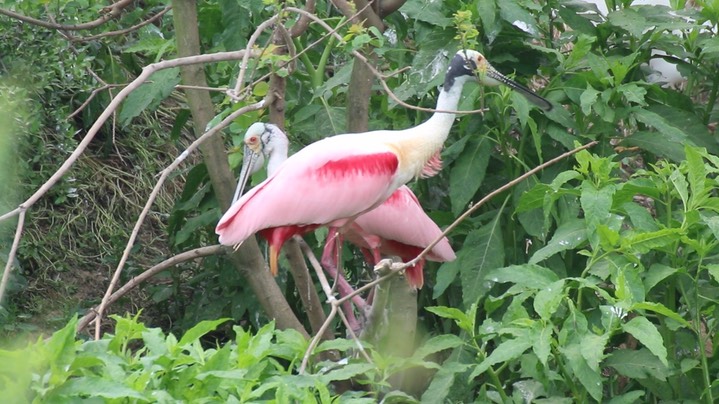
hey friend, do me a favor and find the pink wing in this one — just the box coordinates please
[216,137,401,246]
[353,186,456,262]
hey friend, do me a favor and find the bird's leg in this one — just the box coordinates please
[320,228,368,320]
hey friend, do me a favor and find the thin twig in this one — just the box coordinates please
[77,245,225,332]
[74,5,172,42]
[300,304,338,373]
[0,0,133,31]
[0,210,25,305]
[0,49,260,224]
[230,14,280,101]
[67,84,124,120]
[94,99,266,340]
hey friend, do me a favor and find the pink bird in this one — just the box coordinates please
[232,123,456,288]
[216,50,551,276]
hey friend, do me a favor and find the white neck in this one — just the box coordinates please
[267,141,289,176]
[419,75,472,140]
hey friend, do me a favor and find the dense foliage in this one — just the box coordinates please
[2,0,719,401]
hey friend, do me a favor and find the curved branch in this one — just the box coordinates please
[77,245,225,332]
[0,0,133,31]
[73,5,172,42]
[0,210,25,305]
[289,0,315,38]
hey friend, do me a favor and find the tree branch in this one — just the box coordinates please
[0,0,133,31]
[73,5,172,42]
[77,245,225,332]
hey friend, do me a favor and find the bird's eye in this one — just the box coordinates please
[249,136,258,143]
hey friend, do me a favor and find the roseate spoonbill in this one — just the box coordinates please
[216,50,551,276]
[232,123,457,288]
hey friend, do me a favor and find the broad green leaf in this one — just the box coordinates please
[622,202,659,232]
[321,363,376,382]
[643,263,677,292]
[621,228,682,254]
[708,264,719,285]
[433,259,460,298]
[529,219,587,264]
[174,208,221,246]
[178,318,231,348]
[623,131,687,162]
[564,34,596,67]
[413,335,465,359]
[617,83,647,105]
[631,302,690,328]
[531,322,553,367]
[516,183,552,213]
[498,1,539,35]
[486,264,559,289]
[470,336,532,379]
[669,169,689,209]
[607,391,646,404]
[120,68,180,126]
[195,369,249,381]
[579,84,600,115]
[685,145,709,209]
[399,0,452,27]
[450,136,492,216]
[605,348,670,380]
[54,376,148,400]
[420,362,472,403]
[560,343,602,401]
[607,8,649,37]
[622,317,668,366]
[476,0,499,43]
[533,279,565,320]
[316,338,360,353]
[425,306,473,333]
[460,218,505,308]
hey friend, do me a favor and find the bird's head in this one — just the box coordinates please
[446,49,552,111]
[232,123,290,204]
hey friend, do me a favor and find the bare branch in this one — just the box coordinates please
[73,5,172,42]
[230,14,281,101]
[0,49,260,224]
[0,0,133,31]
[77,245,225,332]
[0,210,25,305]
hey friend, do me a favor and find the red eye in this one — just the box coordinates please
[249,136,258,143]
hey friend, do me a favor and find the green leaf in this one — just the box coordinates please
[631,302,691,328]
[533,279,565,320]
[449,136,492,216]
[605,348,670,380]
[498,1,539,35]
[426,306,473,334]
[529,219,587,264]
[54,376,148,400]
[607,390,646,404]
[616,83,647,105]
[460,218,505,308]
[707,264,719,285]
[485,264,560,290]
[177,318,231,348]
[321,363,376,382]
[174,208,221,246]
[560,343,603,401]
[685,145,709,209]
[579,84,600,115]
[470,336,532,379]
[621,228,682,254]
[669,169,689,209]
[421,362,472,403]
[643,263,677,292]
[120,68,180,126]
[622,202,659,232]
[433,259,460,298]
[531,322,553,367]
[413,335,465,359]
[622,317,668,366]
[623,131,687,162]
[399,0,452,27]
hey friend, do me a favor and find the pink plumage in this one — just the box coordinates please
[322,185,455,289]
[216,135,402,275]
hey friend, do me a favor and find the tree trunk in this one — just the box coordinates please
[172,0,307,337]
